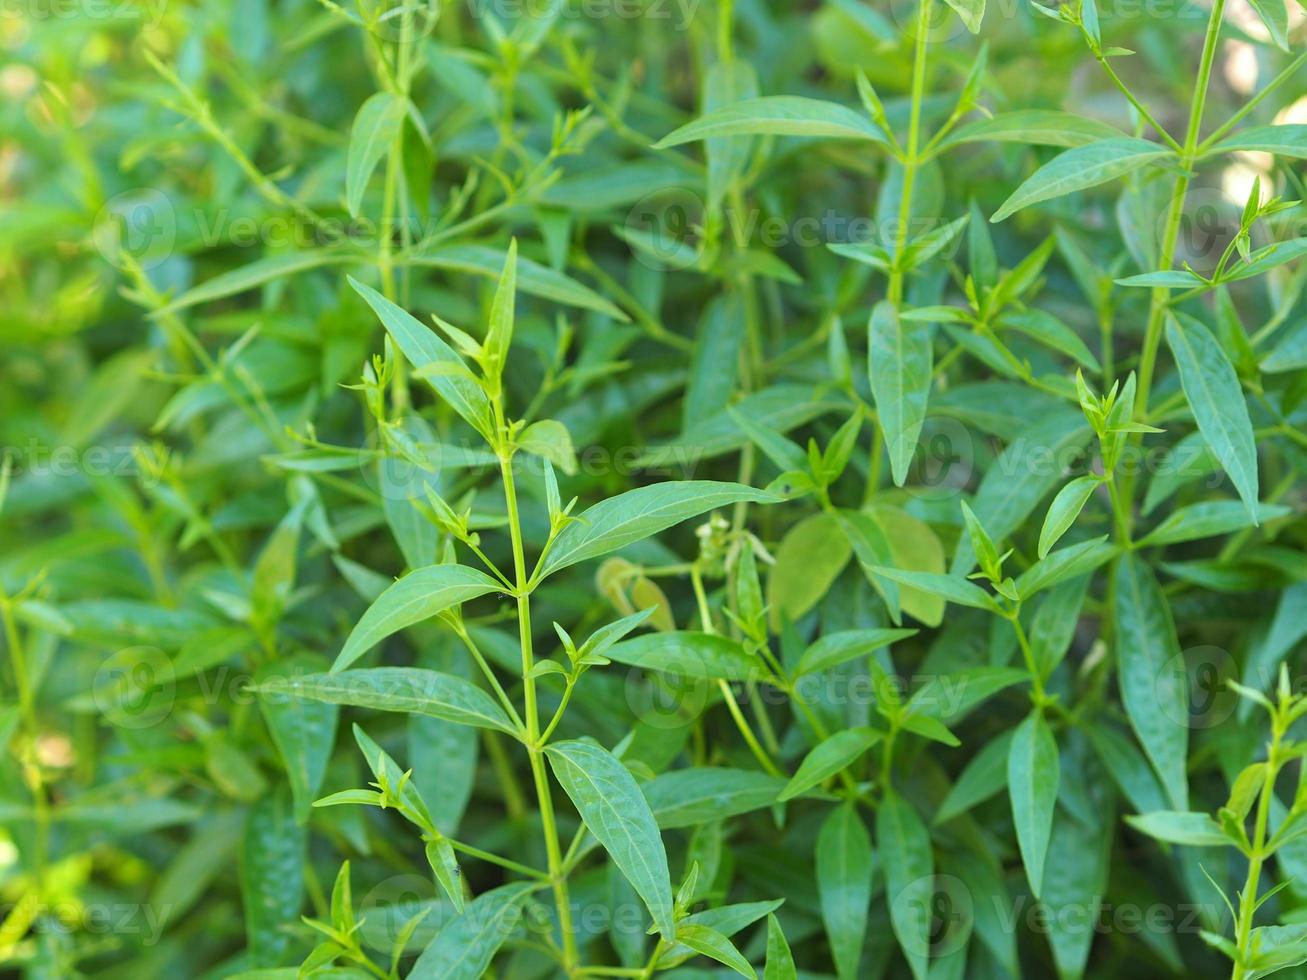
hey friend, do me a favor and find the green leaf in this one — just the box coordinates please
[935,730,1014,824]
[1246,0,1290,50]
[1137,500,1289,547]
[1124,811,1229,846]
[329,563,502,671]
[816,802,873,980]
[425,837,465,915]
[346,93,406,217]
[768,512,854,628]
[1001,309,1101,371]
[868,567,998,612]
[1028,575,1090,680]
[992,138,1172,222]
[939,110,1123,150]
[604,631,764,681]
[779,728,881,801]
[794,628,917,676]
[877,791,932,980]
[255,655,338,824]
[406,243,627,319]
[642,768,788,829]
[655,96,890,148]
[1166,313,1260,519]
[1042,810,1111,978]
[1086,723,1168,815]
[763,913,797,980]
[349,277,495,439]
[1038,475,1099,558]
[868,301,933,487]
[1007,712,1059,898]
[546,739,675,939]
[517,418,578,475]
[1015,537,1116,599]
[1115,270,1205,289]
[482,238,517,375]
[539,482,775,578]
[675,924,757,979]
[728,406,809,473]
[407,882,536,979]
[155,251,353,315]
[240,790,305,967]
[943,0,984,32]
[1210,124,1307,159]
[1225,237,1307,282]
[256,668,517,735]
[1114,554,1189,810]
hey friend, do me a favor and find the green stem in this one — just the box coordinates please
[1126,0,1226,541]
[1200,49,1307,153]
[448,838,549,880]
[1008,612,1047,703]
[500,452,579,974]
[887,0,934,308]
[1232,721,1284,979]
[455,625,526,734]
[1133,0,1226,423]
[690,566,783,778]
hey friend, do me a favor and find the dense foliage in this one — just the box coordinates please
[4,0,1307,977]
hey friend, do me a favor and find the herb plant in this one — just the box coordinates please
[4,0,1307,977]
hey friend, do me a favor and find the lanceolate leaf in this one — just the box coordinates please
[780,728,881,801]
[992,138,1172,222]
[642,769,788,828]
[878,792,933,980]
[655,96,890,148]
[240,790,305,967]
[349,277,495,439]
[406,243,627,319]
[944,0,984,32]
[255,655,338,824]
[539,482,775,577]
[346,93,406,217]
[868,301,933,486]
[330,563,502,671]
[256,668,517,734]
[1038,475,1099,558]
[939,109,1123,150]
[1114,554,1189,810]
[764,913,797,980]
[816,802,873,980]
[675,924,757,979]
[407,882,537,979]
[794,628,917,676]
[604,631,763,680]
[1007,711,1059,898]
[1165,313,1260,520]
[1209,123,1307,159]
[546,740,675,939]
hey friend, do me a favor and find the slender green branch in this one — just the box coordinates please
[887,0,935,308]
